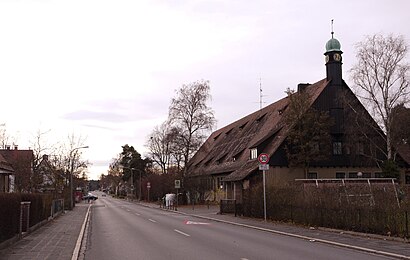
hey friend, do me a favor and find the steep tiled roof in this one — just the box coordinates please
[187,78,329,181]
[0,153,14,173]
[0,149,33,174]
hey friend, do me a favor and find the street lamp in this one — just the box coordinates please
[70,146,89,209]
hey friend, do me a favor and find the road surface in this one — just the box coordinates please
[84,195,392,260]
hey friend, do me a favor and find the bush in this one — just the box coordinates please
[242,182,410,237]
[0,193,20,242]
[0,193,54,243]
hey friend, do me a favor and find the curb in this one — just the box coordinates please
[71,204,91,260]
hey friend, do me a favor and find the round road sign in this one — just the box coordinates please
[258,153,270,164]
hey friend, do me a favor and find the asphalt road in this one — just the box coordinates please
[84,195,392,260]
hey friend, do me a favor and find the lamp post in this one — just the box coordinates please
[70,146,89,209]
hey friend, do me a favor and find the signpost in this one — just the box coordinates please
[147,182,151,202]
[175,180,181,210]
[258,153,269,222]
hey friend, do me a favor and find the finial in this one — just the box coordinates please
[331,19,334,38]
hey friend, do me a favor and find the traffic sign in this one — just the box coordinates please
[258,153,270,164]
[175,180,181,189]
[259,164,269,171]
[147,182,151,189]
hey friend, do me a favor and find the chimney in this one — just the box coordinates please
[297,83,310,92]
[14,145,18,150]
[42,154,49,160]
[6,145,11,150]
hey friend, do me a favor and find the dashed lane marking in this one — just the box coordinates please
[185,220,210,225]
[174,229,190,237]
[148,219,157,223]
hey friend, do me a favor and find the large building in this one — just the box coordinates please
[185,34,410,203]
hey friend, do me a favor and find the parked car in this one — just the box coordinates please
[83,193,98,201]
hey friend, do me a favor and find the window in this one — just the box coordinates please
[239,122,248,130]
[336,172,346,179]
[217,176,224,189]
[375,172,383,178]
[217,153,228,164]
[250,148,258,160]
[233,149,245,162]
[348,172,358,178]
[357,143,364,155]
[362,172,371,178]
[333,142,342,155]
[307,172,317,179]
[256,113,267,122]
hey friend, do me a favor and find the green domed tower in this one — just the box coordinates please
[324,31,343,85]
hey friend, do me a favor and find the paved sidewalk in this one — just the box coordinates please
[143,202,410,259]
[0,203,90,260]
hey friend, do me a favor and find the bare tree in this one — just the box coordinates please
[146,122,172,174]
[0,123,16,149]
[168,80,216,177]
[350,34,410,160]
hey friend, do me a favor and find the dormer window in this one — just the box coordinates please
[239,122,248,130]
[256,113,267,122]
[250,148,258,160]
[233,149,245,162]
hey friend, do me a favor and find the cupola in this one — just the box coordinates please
[324,28,343,85]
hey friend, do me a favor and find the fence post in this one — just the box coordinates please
[220,200,223,215]
[234,200,237,217]
[19,201,31,237]
[406,211,408,238]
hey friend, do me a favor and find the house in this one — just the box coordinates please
[36,154,66,194]
[0,153,15,192]
[0,146,34,192]
[186,34,410,203]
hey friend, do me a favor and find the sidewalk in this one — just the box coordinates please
[0,203,90,260]
[142,202,410,259]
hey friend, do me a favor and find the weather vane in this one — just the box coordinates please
[331,19,334,38]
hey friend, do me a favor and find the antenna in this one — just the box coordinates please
[331,19,334,38]
[259,77,263,110]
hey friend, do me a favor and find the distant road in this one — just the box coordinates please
[84,194,391,260]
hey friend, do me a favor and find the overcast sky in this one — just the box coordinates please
[1,0,409,180]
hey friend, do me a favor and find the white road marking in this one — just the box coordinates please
[148,219,157,223]
[134,213,140,216]
[174,229,190,237]
[126,209,131,212]
[185,220,210,225]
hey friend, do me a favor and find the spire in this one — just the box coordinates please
[325,19,341,53]
[331,19,334,39]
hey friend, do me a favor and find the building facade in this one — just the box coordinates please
[186,34,410,203]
